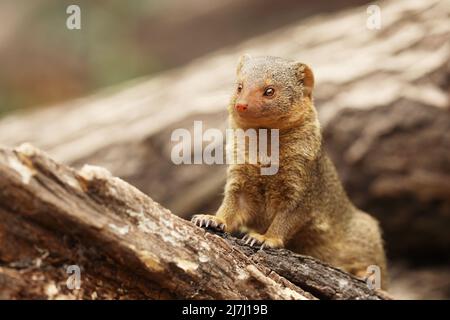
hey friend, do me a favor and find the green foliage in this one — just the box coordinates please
[0,0,168,116]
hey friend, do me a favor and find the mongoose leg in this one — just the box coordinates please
[192,190,249,233]
[242,207,305,249]
[242,231,283,249]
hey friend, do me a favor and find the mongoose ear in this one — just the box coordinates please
[294,62,314,98]
[236,54,252,74]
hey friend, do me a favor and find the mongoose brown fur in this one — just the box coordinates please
[192,55,388,288]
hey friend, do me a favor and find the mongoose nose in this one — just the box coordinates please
[235,104,248,112]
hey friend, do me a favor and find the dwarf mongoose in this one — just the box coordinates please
[192,55,388,288]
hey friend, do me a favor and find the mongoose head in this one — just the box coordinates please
[229,55,315,129]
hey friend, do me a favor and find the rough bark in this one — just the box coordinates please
[0,144,388,300]
[0,0,448,261]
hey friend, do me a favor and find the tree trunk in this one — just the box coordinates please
[0,144,389,300]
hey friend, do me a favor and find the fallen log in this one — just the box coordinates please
[0,144,387,300]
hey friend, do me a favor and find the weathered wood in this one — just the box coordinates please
[0,144,388,299]
[324,102,450,260]
[219,234,390,300]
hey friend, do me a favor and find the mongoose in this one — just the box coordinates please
[192,55,388,288]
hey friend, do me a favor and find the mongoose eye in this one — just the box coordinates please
[263,87,275,97]
[237,84,243,93]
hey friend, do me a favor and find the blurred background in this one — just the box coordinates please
[0,0,449,299]
[0,0,369,116]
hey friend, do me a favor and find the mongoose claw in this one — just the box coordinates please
[241,233,264,247]
[241,232,283,249]
[191,214,226,232]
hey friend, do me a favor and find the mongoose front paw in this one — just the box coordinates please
[191,214,226,232]
[242,232,284,249]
